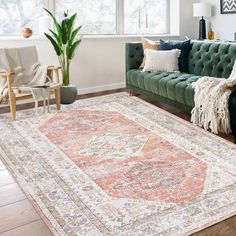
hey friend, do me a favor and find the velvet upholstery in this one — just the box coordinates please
[188,42,236,78]
[127,69,200,108]
[126,41,236,142]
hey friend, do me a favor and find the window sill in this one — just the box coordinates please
[0,34,180,41]
[82,34,180,39]
[0,36,45,40]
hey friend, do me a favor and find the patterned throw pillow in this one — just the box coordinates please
[140,38,160,68]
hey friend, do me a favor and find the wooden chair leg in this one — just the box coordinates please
[55,88,61,110]
[7,75,16,120]
[47,89,50,113]
[53,68,61,111]
[9,91,16,120]
[54,68,60,83]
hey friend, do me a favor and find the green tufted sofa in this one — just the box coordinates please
[126,41,236,143]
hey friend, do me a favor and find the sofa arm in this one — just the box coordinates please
[125,43,143,72]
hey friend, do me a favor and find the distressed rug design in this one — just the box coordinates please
[0,93,236,236]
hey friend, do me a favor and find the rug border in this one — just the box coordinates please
[129,94,236,148]
[0,149,60,236]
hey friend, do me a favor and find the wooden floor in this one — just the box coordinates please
[0,89,235,236]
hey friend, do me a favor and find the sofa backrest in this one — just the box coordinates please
[126,41,236,79]
[189,42,236,78]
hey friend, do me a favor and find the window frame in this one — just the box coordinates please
[0,0,171,37]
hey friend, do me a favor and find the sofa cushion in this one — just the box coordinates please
[160,39,192,73]
[127,69,201,107]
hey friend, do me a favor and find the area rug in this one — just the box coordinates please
[0,92,236,236]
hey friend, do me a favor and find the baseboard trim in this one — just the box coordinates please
[77,82,125,95]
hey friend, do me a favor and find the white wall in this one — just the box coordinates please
[201,0,236,41]
[180,0,199,39]
[0,0,198,97]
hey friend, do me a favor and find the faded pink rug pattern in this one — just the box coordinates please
[40,109,207,204]
[0,93,236,236]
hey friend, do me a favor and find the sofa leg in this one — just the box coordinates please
[129,90,134,96]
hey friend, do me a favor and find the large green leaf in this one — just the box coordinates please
[44,33,62,56]
[68,26,82,46]
[61,19,69,44]
[67,14,77,36]
[67,39,81,60]
[44,8,62,38]
[48,29,62,47]
[62,14,77,45]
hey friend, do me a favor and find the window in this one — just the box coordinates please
[55,0,169,35]
[124,0,168,34]
[0,0,46,35]
[0,0,170,36]
[56,0,117,35]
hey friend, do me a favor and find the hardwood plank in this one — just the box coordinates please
[1,220,53,236]
[224,216,236,231]
[0,199,40,233]
[192,221,236,236]
[0,183,26,207]
[0,170,14,187]
[0,160,6,171]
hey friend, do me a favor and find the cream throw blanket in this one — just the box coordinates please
[0,46,48,98]
[191,59,236,134]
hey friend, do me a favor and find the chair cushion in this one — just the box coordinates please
[127,69,201,107]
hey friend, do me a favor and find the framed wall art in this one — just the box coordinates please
[221,0,236,14]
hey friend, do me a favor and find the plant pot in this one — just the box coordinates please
[60,85,78,104]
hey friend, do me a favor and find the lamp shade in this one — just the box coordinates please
[193,3,211,17]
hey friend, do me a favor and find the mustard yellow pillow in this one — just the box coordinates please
[140,38,160,68]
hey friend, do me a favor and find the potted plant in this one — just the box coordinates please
[44,9,82,104]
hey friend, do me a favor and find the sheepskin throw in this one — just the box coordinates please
[191,59,236,134]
